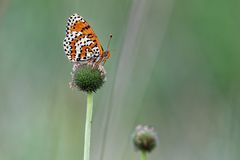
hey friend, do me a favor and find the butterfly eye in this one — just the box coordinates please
[103,51,108,57]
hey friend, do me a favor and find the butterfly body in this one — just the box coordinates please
[63,14,110,65]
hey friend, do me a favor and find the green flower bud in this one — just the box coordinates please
[132,125,158,152]
[70,63,106,93]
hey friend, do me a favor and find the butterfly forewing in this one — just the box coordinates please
[63,13,103,63]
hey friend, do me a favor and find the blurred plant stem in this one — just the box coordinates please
[84,92,93,160]
[140,151,147,160]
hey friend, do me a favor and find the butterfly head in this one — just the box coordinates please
[103,50,111,59]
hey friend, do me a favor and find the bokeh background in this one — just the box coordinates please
[0,0,240,160]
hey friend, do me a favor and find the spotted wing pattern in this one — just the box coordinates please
[63,14,104,63]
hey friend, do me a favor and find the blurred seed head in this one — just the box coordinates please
[70,63,106,93]
[132,125,158,152]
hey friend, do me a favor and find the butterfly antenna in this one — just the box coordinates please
[107,33,112,51]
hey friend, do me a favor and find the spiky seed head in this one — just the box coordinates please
[132,125,158,152]
[70,63,106,93]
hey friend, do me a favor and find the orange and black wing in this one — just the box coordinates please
[63,13,104,63]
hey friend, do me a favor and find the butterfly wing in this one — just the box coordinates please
[63,14,104,63]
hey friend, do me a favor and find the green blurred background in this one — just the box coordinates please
[0,0,240,159]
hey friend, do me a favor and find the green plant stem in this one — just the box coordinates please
[84,92,93,160]
[140,151,147,160]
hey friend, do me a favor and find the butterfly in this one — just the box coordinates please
[63,13,112,65]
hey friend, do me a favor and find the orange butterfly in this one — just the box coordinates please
[63,13,112,65]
